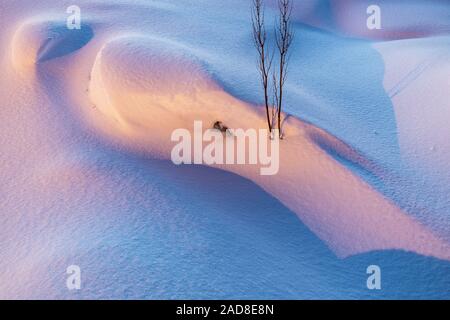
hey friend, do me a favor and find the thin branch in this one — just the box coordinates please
[273,0,293,138]
[252,0,274,133]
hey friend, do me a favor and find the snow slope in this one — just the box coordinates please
[274,0,450,40]
[87,35,450,260]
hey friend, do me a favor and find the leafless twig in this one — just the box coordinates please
[252,0,274,133]
[274,0,294,138]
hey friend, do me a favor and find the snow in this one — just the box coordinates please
[276,0,450,40]
[11,16,94,72]
[1,0,450,299]
[86,33,450,259]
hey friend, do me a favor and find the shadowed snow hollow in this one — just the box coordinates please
[11,16,93,72]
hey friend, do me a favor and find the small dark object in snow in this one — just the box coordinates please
[213,121,228,133]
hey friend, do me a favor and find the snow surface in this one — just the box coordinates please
[1,0,450,299]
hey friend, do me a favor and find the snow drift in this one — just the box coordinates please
[88,35,450,260]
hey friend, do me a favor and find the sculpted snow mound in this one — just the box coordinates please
[92,37,212,94]
[88,35,450,260]
[11,16,93,72]
[89,35,265,148]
